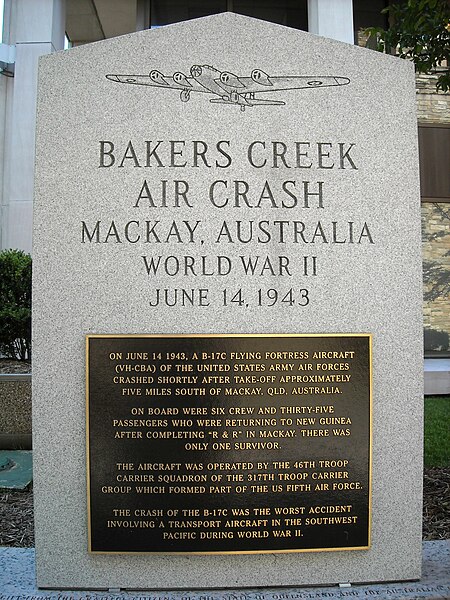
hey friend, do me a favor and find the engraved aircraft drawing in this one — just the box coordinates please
[106,65,350,111]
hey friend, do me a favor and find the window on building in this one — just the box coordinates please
[419,125,450,201]
[232,0,307,30]
[150,0,308,30]
[353,0,388,45]
[150,0,227,27]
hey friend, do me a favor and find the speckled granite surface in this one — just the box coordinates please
[33,12,423,590]
[0,541,449,598]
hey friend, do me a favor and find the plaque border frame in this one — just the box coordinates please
[86,333,372,555]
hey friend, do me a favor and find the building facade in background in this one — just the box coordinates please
[416,77,450,354]
[0,0,448,352]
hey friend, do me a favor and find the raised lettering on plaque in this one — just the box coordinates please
[86,334,371,553]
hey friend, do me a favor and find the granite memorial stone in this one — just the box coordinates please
[33,12,423,590]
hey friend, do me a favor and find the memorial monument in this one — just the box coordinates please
[33,12,423,590]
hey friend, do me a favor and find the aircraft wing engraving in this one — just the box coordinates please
[106,65,350,111]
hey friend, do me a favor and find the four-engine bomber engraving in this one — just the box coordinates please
[106,65,350,111]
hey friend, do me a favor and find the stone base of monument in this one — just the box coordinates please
[0,541,448,599]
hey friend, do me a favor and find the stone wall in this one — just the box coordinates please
[416,73,450,124]
[422,202,450,351]
[0,376,32,448]
[416,73,450,351]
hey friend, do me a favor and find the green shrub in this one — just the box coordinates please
[0,249,32,361]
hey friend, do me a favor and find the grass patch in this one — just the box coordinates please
[424,396,450,467]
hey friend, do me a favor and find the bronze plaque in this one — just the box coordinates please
[87,334,372,554]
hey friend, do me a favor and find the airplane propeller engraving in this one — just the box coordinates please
[106,64,350,111]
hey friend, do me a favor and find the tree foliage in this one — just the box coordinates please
[0,249,32,361]
[366,0,450,92]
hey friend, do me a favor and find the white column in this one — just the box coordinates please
[0,1,13,252]
[0,0,65,253]
[308,0,354,44]
[136,0,150,31]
